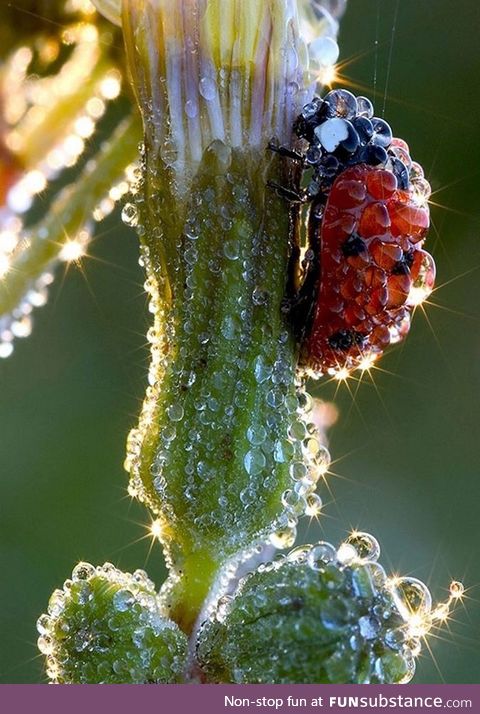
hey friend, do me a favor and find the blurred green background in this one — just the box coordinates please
[0,0,479,684]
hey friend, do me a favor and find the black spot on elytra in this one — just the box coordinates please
[392,249,415,275]
[342,234,367,257]
[328,329,365,351]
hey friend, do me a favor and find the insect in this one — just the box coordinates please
[274,89,434,377]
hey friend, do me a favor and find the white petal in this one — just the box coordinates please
[91,0,121,26]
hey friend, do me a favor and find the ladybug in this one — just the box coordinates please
[278,89,434,377]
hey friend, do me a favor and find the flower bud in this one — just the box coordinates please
[196,536,456,684]
[122,0,314,194]
[37,562,188,683]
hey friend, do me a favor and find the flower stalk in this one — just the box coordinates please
[131,148,302,630]
[0,113,142,319]
[121,0,330,632]
[0,6,133,357]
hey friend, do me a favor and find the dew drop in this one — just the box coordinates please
[167,403,184,422]
[162,424,177,442]
[311,444,331,475]
[37,635,54,655]
[199,76,217,101]
[266,389,284,408]
[376,650,416,684]
[112,589,135,613]
[185,227,199,241]
[244,449,266,476]
[305,493,322,517]
[48,590,66,618]
[294,478,311,498]
[252,287,268,306]
[270,526,296,549]
[289,461,307,481]
[391,577,432,618]
[37,614,52,636]
[308,36,339,67]
[185,99,198,118]
[308,541,336,570]
[73,582,92,605]
[160,140,178,165]
[356,95,374,118]
[287,545,311,563]
[367,562,387,591]
[223,239,240,260]
[273,439,293,463]
[345,531,380,562]
[358,614,381,640]
[449,580,465,599]
[289,420,306,440]
[315,117,350,153]
[281,488,304,515]
[411,177,432,205]
[336,542,358,565]
[246,424,267,446]
[221,315,238,340]
[384,627,406,650]
[121,202,138,227]
[72,562,95,581]
[254,355,272,384]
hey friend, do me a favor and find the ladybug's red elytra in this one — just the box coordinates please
[283,89,434,377]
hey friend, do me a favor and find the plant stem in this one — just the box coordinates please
[17,60,115,169]
[0,113,142,318]
[128,143,303,632]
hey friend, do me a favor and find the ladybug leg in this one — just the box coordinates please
[267,180,309,204]
[267,140,305,163]
[288,248,320,340]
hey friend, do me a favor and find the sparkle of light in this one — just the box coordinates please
[358,354,378,372]
[336,542,357,565]
[86,97,106,119]
[317,64,337,87]
[100,72,122,100]
[60,240,85,262]
[150,520,163,539]
[25,170,47,194]
[0,255,11,278]
[408,285,430,307]
[449,580,465,599]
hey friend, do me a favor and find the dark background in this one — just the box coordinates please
[0,0,479,683]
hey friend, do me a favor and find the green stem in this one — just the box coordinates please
[0,113,142,318]
[129,143,305,632]
[18,59,116,169]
